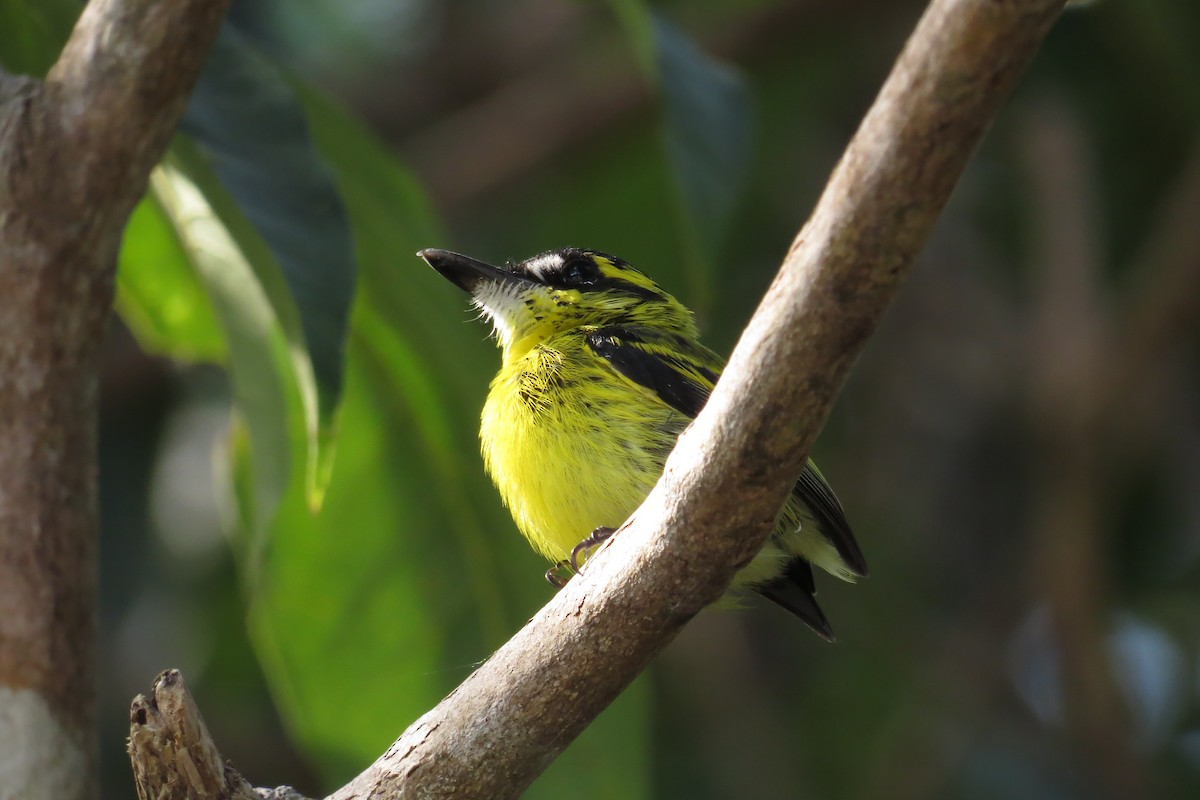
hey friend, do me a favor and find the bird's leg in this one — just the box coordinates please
[545,560,574,588]
[570,526,617,572]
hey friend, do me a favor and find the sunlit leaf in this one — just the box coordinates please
[149,163,295,557]
[246,341,458,777]
[238,83,652,798]
[116,196,226,362]
[180,25,356,508]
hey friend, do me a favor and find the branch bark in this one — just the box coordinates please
[0,1,230,797]
[126,0,1066,797]
[129,671,309,800]
[349,0,1063,794]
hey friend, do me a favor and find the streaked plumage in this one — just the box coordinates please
[419,246,866,639]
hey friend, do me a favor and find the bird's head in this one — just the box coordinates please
[420,247,698,361]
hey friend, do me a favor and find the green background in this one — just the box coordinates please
[5,0,1200,797]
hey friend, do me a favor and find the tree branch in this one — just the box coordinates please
[126,0,1066,797]
[1022,97,1150,797]
[43,0,231,227]
[0,1,229,797]
[346,1,1064,794]
[1020,101,1200,800]
[1102,134,1200,444]
[129,671,310,800]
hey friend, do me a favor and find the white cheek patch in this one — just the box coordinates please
[522,253,563,282]
[472,281,527,348]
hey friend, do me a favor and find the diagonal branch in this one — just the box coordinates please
[336,1,1064,795]
[127,0,1067,797]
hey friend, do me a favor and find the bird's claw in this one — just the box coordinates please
[545,560,573,588]
[570,526,616,572]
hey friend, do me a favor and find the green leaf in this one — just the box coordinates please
[0,0,77,75]
[609,3,755,306]
[653,13,754,264]
[296,86,482,405]
[246,338,468,777]
[116,195,226,362]
[245,84,521,775]
[237,83,652,798]
[149,162,295,555]
[177,26,356,510]
[181,27,355,415]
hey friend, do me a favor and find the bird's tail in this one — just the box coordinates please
[756,558,835,641]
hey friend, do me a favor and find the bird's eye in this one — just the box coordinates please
[562,258,595,287]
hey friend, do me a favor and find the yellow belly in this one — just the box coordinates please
[479,341,852,587]
[480,345,682,561]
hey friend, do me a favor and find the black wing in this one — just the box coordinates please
[587,326,864,637]
[585,327,717,418]
[757,559,835,641]
[795,463,868,577]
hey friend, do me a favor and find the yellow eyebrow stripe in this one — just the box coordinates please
[595,256,663,295]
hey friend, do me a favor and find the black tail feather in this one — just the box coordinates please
[756,559,835,641]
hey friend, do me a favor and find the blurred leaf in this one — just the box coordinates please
[652,14,754,263]
[0,0,77,75]
[246,339,463,778]
[3,11,347,517]
[610,2,755,306]
[179,25,356,509]
[4,14,351,518]
[149,162,295,554]
[295,87,465,392]
[608,0,657,75]
[116,196,226,362]
[239,84,653,798]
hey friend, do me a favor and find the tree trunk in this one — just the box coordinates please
[0,1,231,796]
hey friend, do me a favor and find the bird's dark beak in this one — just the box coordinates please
[418,249,531,294]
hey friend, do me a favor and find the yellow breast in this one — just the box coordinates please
[480,337,683,561]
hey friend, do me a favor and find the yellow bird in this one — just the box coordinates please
[420,247,866,639]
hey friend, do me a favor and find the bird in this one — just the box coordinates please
[418,246,866,640]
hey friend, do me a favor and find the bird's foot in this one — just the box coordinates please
[570,526,617,572]
[545,560,574,588]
